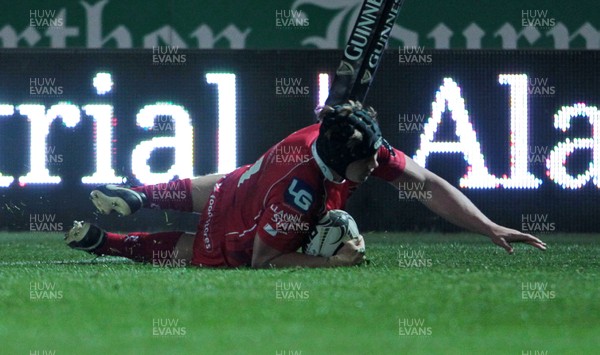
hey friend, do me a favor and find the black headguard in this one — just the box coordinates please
[316,103,385,179]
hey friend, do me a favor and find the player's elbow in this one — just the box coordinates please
[251,252,273,269]
[251,258,268,269]
[251,235,282,268]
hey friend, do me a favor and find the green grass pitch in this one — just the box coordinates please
[1,231,598,354]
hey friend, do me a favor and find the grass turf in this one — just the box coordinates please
[0,231,598,354]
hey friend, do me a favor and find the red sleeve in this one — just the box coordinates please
[372,146,406,182]
[257,203,311,253]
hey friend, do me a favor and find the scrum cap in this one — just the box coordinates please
[316,102,384,179]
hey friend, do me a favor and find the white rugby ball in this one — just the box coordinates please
[303,209,364,257]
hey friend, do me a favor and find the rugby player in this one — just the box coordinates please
[65,101,546,268]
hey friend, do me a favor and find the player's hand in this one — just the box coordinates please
[328,237,366,266]
[488,225,547,254]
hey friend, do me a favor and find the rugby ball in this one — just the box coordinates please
[303,209,364,257]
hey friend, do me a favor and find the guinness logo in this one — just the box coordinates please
[336,60,354,75]
[360,70,372,84]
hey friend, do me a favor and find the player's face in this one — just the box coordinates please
[345,152,378,183]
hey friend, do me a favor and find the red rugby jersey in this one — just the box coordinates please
[211,124,406,266]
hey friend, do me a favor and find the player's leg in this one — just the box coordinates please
[64,221,191,265]
[90,185,147,216]
[173,232,195,262]
[91,174,224,216]
[190,174,224,212]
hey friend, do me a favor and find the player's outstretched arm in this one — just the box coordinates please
[393,157,547,253]
[251,234,365,268]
